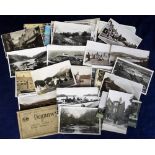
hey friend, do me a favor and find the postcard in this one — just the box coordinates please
[17,105,58,139]
[102,90,134,134]
[18,91,56,110]
[100,72,143,100]
[83,41,111,66]
[127,100,142,128]
[47,45,85,66]
[109,45,150,67]
[15,71,35,96]
[52,21,92,46]
[59,106,101,135]
[112,57,154,94]
[71,65,92,87]
[7,47,47,77]
[98,19,142,48]
[1,27,44,53]
[56,87,99,108]
[31,60,76,95]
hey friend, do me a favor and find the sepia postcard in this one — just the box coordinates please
[31,60,76,95]
[17,105,58,139]
[102,90,134,134]
[47,45,85,66]
[18,91,56,110]
[7,47,47,77]
[15,71,35,96]
[112,57,154,94]
[56,87,99,108]
[52,21,92,46]
[59,106,101,135]
[100,72,143,100]
[98,19,142,48]
[83,41,111,66]
[71,65,92,87]
[109,45,150,67]
[1,27,44,53]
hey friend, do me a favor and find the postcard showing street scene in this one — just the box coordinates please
[102,90,134,134]
[15,71,35,96]
[52,21,92,46]
[7,47,47,77]
[18,91,56,110]
[56,87,99,108]
[112,58,154,94]
[100,72,143,100]
[59,106,101,135]
[109,45,150,67]
[71,65,92,87]
[91,65,112,86]
[98,19,142,48]
[31,60,76,95]
[83,41,111,66]
[1,27,44,53]
[47,45,85,66]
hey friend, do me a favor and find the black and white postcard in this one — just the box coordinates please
[83,41,111,66]
[31,60,76,95]
[98,19,142,48]
[52,21,92,46]
[109,45,150,67]
[100,72,143,100]
[127,100,142,128]
[18,91,56,110]
[102,90,134,134]
[112,58,154,94]
[7,47,47,77]
[72,65,92,87]
[96,91,108,119]
[56,87,99,108]
[1,27,44,53]
[91,65,112,86]
[59,106,101,135]
[47,45,85,66]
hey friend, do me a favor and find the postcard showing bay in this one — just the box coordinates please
[47,45,85,66]
[31,60,76,95]
[7,47,47,77]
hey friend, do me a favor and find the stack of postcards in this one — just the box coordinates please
[1,18,154,138]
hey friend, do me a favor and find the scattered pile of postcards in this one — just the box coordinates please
[1,18,154,138]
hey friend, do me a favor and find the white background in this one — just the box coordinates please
[0,0,155,154]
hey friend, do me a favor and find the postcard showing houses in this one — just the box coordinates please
[7,47,47,77]
[47,45,85,66]
[31,60,76,95]
[56,87,99,108]
[102,90,134,134]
